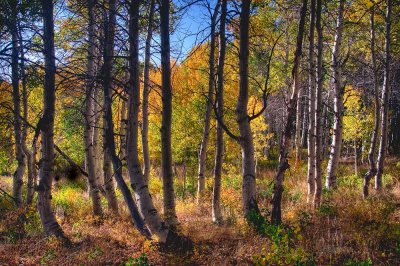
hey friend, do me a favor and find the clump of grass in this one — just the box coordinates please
[125,253,150,266]
[52,181,90,219]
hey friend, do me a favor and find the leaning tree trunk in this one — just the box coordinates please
[142,0,155,184]
[236,0,260,219]
[11,3,25,207]
[84,0,103,216]
[160,0,177,226]
[363,6,380,198]
[37,0,65,237]
[325,0,345,190]
[102,0,148,237]
[375,0,392,190]
[307,0,316,204]
[197,0,220,204]
[212,0,226,223]
[314,0,323,207]
[126,0,169,242]
[271,0,307,225]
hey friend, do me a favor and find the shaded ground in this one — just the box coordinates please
[1,159,400,265]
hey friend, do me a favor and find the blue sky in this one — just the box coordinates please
[169,0,218,62]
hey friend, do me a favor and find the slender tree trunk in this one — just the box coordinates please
[142,0,155,184]
[301,93,308,148]
[197,0,220,204]
[125,0,169,243]
[236,0,260,219]
[85,0,103,216]
[212,0,226,223]
[11,3,25,207]
[119,92,127,161]
[160,0,177,226]
[307,0,316,204]
[102,0,148,237]
[375,0,392,190]
[314,0,323,207]
[37,0,65,237]
[271,0,307,225]
[354,139,359,176]
[295,86,304,163]
[363,6,380,198]
[325,0,345,190]
[17,23,35,205]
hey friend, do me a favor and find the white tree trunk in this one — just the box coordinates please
[375,0,392,190]
[307,0,316,204]
[325,0,345,190]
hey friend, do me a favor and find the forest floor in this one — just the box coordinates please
[0,157,400,265]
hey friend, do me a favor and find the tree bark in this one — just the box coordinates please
[301,93,308,148]
[17,21,36,205]
[363,6,380,198]
[102,0,148,237]
[126,0,169,243]
[271,0,307,225]
[375,0,392,190]
[314,0,323,207]
[10,2,25,207]
[307,0,316,204]
[119,91,127,161]
[84,0,103,216]
[160,0,177,226]
[197,0,220,204]
[295,86,304,163]
[325,0,345,190]
[354,139,359,176]
[37,0,65,237]
[142,0,155,184]
[212,0,226,223]
[236,0,261,219]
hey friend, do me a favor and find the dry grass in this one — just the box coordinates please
[0,158,399,265]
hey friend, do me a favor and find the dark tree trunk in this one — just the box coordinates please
[102,0,148,237]
[160,0,177,226]
[11,2,25,207]
[314,0,323,207]
[363,6,380,198]
[212,0,226,223]
[142,0,155,184]
[126,0,169,243]
[37,0,65,237]
[17,22,36,205]
[271,0,307,225]
[197,0,220,204]
[307,0,316,204]
[236,0,261,219]
[85,0,103,216]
